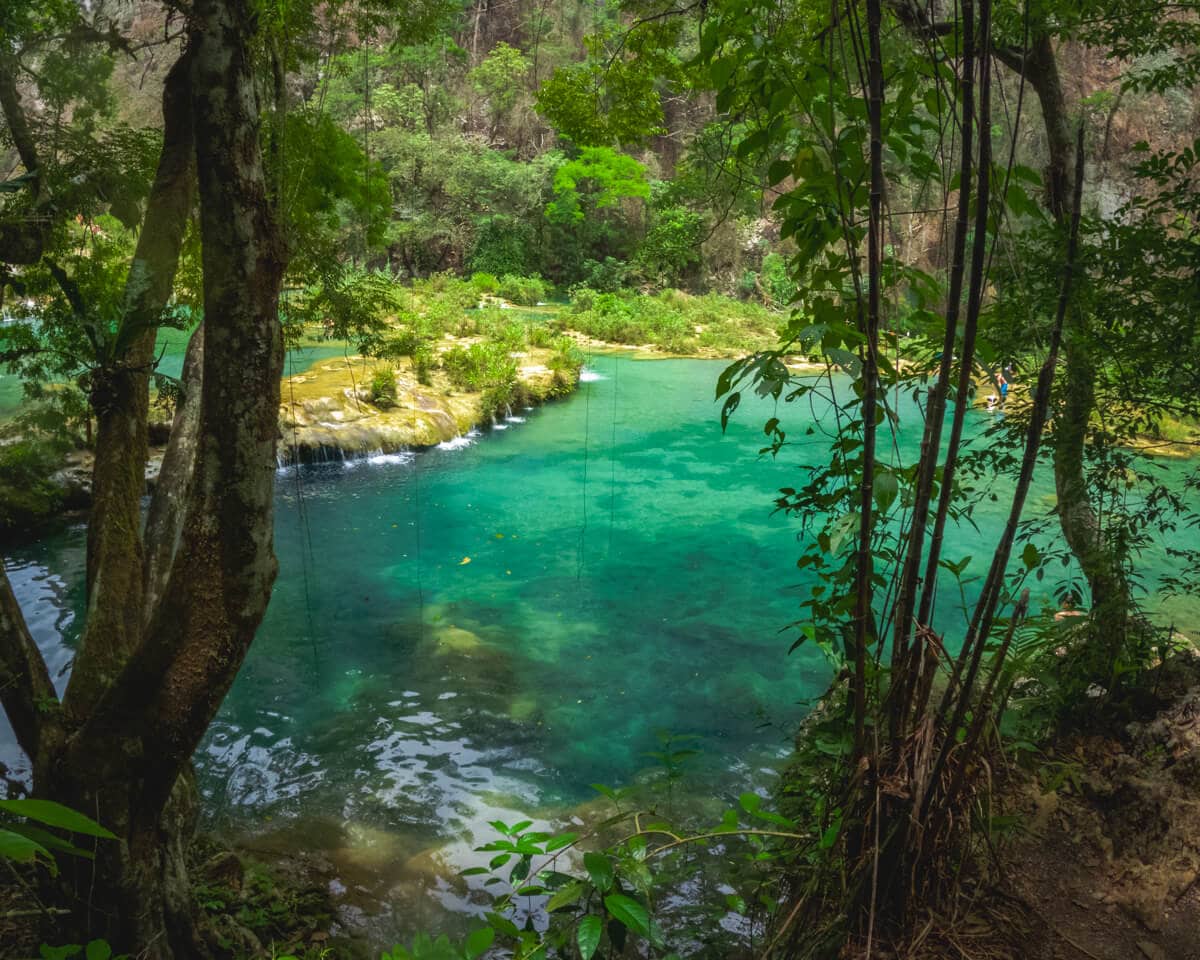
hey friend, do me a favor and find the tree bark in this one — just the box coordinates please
[0,0,286,952]
[143,324,204,620]
[0,54,51,264]
[1009,34,1130,616]
[59,0,285,949]
[67,46,196,717]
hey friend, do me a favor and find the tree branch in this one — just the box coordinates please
[0,561,57,758]
[64,44,197,717]
[0,55,50,266]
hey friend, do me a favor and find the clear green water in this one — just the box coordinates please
[0,354,1195,943]
[0,325,350,418]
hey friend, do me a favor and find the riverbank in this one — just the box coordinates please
[277,341,579,464]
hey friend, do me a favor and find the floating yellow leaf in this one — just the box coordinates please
[459,557,471,565]
[495,533,505,539]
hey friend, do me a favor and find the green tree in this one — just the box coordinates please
[469,41,531,142]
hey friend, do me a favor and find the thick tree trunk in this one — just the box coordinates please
[60,0,285,949]
[68,47,196,716]
[2,0,286,952]
[44,764,206,957]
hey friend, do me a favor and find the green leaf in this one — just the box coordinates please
[0,800,116,839]
[5,823,94,860]
[873,472,899,513]
[626,835,647,862]
[583,851,613,892]
[510,854,531,882]
[39,946,81,960]
[544,831,578,852]
[709,57,737,90]
[720,391,741,431]
[604,893,650,937]
[464,926,494,960]
[1021,543,1040,570]
[576,915,602,960]
[0,827,56,873]
[546,880,585,912]
[85,941,112,960]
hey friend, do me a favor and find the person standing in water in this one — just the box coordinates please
[997,371,1009,408]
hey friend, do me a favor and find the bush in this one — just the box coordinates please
[370,366,398,408]
[634,204,705,287]
[411,342,435,386]
[548,335,584,377]
[760,252,798,308]
[496,320,528,352]
[442,342,518,394]
[468,216,535,277]
[557,289,780,354]
[470,272,500,295]
[498,274,547,306]
[579,257,628,293]
[527,322,558,348]
[567,284,599,312]
[412,273,478,313]
[0,438,66,537]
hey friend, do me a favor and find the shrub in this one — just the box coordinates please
[548,335,584,377]
[567,284,598,312]
[470,272,500,295]
[761,252,798,308]
[0,438,66,537]
[557,289,780,354]
[579,257,628,293]
[634,204,705,287]
[411,342,435,386]
[468,216,535,277]
[498,274,547,306]
[496,320,528,352]
[370,366,398,408]
[442,342,517,394]
[412,273,478,313]
[527,323,557,348]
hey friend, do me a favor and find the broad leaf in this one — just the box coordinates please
[583,851,613,892]
[576,915,602,960]
[604,893,650,937]
[0,799,117,839]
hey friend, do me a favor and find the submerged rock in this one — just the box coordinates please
[432,625,485,654]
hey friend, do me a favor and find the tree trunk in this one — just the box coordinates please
[60,0,285,948]
[991,33,1129,616]
[1,0,287,952]
[68,47,196,716]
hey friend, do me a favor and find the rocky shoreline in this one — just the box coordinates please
[276,344,579,465]
[46,343,581,510]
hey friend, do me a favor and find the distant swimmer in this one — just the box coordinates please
[1054,593,1086,621]
[986,393,999,412]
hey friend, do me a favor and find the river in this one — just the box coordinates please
[1,352,1195,946]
